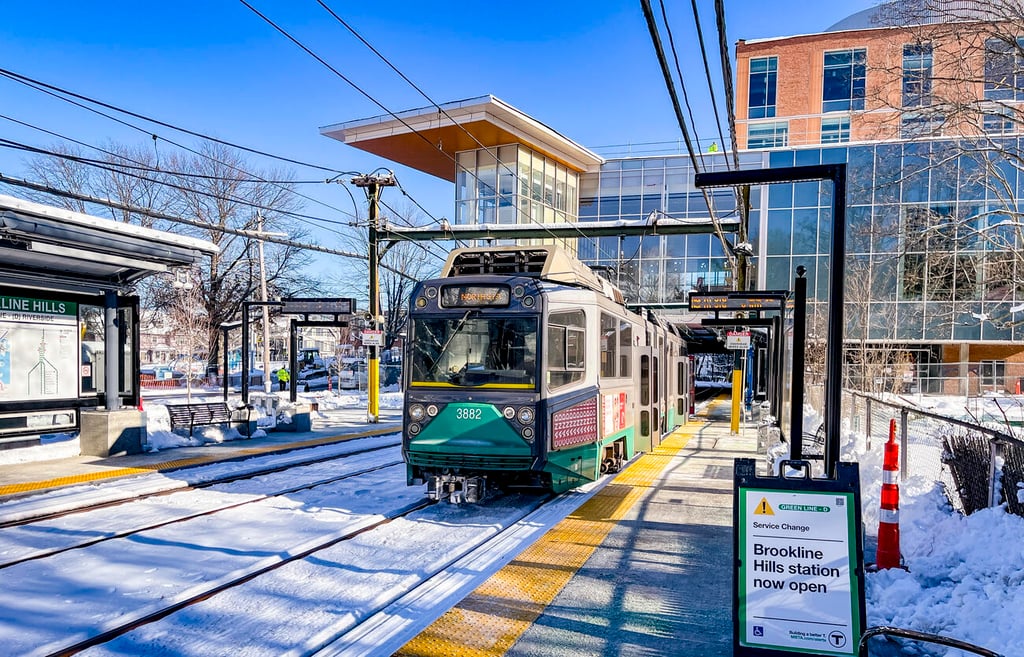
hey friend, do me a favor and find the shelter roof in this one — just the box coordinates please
[320,95,604,181]
[0,194,219,294]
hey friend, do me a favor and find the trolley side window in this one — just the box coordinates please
[547,310,585,389]
[600,313,617,378]
[619,320,633,377]
[599,314,635,380]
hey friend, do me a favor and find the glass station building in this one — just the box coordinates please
[322,7,1024,394]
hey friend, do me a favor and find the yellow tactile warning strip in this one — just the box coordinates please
[395,410,716,657]
[0,426,400,497]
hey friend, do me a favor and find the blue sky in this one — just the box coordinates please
[0,1,877,239]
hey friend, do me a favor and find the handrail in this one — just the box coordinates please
[859,626,1003,657]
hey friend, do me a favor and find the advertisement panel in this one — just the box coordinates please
[0,295,79,402]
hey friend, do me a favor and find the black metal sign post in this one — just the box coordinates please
[733,458,866,657]
[696,164,847,478]
[241,300,284,405]
[278,298,357,404]
[789,268,808,460]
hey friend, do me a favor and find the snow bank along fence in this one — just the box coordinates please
[842,390,1024,517]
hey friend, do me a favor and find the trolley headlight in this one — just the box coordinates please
[426,404,439,417]
[521,426,534,441]
[415,297,427,308]
[512,284,525,298]
[408,423,421,435]
[522,296,535,307]
[409,404,425,421]
[502,406,516,420]
[517,407,535,424]
[425,286,438,298]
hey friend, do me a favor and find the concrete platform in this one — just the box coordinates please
[398,399,761,657]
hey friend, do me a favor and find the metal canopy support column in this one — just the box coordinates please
[241,301,284,406]
[695,164,847,478]
[219,321,241,403]
[104,290,120,411]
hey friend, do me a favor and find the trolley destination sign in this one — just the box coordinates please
[734,459,865,656]
[688,292,788,312]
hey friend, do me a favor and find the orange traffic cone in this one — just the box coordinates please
[875,418,901,569]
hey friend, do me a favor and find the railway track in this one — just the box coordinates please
[70,490,585,657]
[0,434,402,527]
[0,432,611,657]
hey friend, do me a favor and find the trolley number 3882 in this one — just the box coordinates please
[455,407,484,421]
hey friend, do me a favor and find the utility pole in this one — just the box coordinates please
[258,213,272,396]
[352,172,396,423]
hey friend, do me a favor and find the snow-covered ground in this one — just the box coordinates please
[1,388,1021,655]
[0,386,405,465]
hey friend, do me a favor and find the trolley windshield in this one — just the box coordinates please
[410,314,538,388]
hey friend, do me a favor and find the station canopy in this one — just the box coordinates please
[0,194,219,293]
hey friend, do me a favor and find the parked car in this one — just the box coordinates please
[338,361,368,390]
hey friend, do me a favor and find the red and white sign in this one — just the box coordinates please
[726,331,751,350]
[361,329,384,347]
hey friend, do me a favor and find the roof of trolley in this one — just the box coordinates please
[441,245,625,304]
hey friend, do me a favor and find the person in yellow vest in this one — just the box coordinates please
[276,367,289,391]
[708,141,719,153]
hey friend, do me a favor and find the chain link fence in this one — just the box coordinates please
[842,390,1024,517]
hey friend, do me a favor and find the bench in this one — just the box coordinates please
[166,402,252,438]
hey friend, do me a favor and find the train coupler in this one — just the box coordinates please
[427,474,487,504]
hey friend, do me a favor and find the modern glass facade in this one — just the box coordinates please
[558,138,1024,347]
[454,144,578,236]
[573,152,762,303]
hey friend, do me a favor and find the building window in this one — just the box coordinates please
[455,144,578,233]
[900,206,978,301]
[747,121,789,149]
[748,56,778,119]
[821,116,850,144]
[979,360,1005,388]
[984,37,1024,101]
[900,112,945,139]
[983,107,1018,134]
[823,48,866,113]
[902,43,933,108]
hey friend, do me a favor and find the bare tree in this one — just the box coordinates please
[12,139,328,369]
[164,268,209,402]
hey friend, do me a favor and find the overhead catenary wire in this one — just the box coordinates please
[657,0,710,173]
[639,0,737,273]
[0,138,357,234]
[254,0,615,262]
[682,0,731,163]
[0,173,419,281]
[0,68,361,220]
[0,67,343,175]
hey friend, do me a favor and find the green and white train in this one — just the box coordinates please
[403,245,694,503]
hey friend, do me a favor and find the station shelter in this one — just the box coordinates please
[0,194,218,456]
